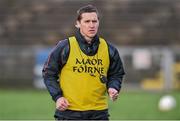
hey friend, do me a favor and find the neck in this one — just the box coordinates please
[79,30,94,44]
[83,36,93,44]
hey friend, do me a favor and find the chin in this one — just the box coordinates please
[88,34,96,38]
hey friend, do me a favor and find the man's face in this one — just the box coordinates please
[76,12,99,40]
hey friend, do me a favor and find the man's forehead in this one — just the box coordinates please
[81,12,98,19]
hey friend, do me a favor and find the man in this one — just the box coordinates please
[42,5,125,120]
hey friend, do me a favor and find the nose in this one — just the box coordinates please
[89,22,95,28]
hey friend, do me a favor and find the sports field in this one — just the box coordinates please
[0,89,179,120]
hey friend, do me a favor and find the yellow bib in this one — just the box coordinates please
[59,36,110,111]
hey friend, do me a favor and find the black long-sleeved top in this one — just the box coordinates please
[42,30,125,102]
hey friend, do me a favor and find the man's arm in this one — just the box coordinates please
[42,39,69,102]
[107,43,125,100]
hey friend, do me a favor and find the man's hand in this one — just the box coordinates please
[108,88,119,101]
[56,97,70,111]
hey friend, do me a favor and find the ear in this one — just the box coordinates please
[75,21,80,28]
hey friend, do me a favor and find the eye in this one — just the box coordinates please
[92,20,97,23]
[84,20,90,23]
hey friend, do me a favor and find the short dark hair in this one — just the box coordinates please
[76,5,99,21]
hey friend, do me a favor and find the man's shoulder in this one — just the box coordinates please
[56,38,69,47]
[99,37,116,48]
[104,40,119,58]
[51,38,70,54]
[98,37,118,54]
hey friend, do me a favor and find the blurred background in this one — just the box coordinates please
[0,0,180,120]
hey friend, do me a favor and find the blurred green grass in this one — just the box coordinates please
[0,89,179,120]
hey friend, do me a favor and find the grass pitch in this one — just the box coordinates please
[0,89,179,120]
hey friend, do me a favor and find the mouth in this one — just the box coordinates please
[89,30,95,33]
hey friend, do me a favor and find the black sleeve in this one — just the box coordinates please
[107,43,125,92]
[42,39,69,102]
